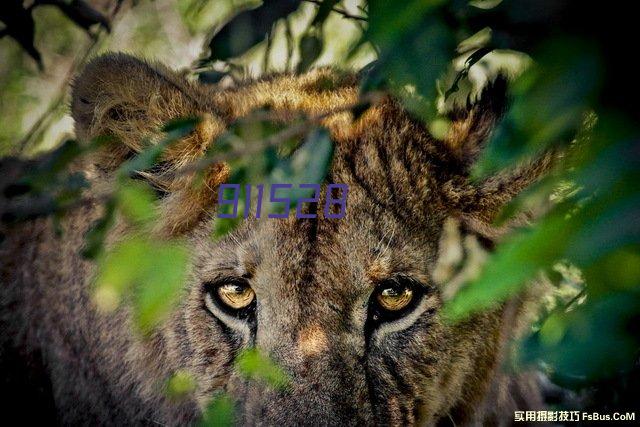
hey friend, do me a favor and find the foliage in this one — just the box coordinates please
[201,393,235,427]
[235,348,291,390]
[0,0,112,69]
[2,0,639,421]
[211,113,334,237]
[201,348,290,424]
[91,119,199,335]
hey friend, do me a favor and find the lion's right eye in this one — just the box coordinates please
[204,279,256,320]
[217,283,255,309]
[376,284,414,311]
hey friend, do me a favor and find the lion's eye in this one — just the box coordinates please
[376,284,414,311]
[365,276,429,339]
[217,283,255,309]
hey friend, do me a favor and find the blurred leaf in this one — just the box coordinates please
[295,0,339,73]
[94,236,189,335]
[0,0,42,68]
[201,393,235,427]
[82,198,116,259]
[210,124,332,237]
[211,217,242,240]
[207,0,300,62]
[362,0,455,121]
[42,0,111,33]
[0,0,112,68]
[133,240,189,335]
[444,205,573,321]
[118,117,199,178]
[366,0,446,42]
[166,370,197,400]
[469,0,503,9]
[235,348,290,390]
[198,70,228,84]
[444,46,493,100]
[429,117,451,140]
[474,39,601,176]
[116,180,159,226]
[309,0,339,26]
[296,32,323,73]
[523,292,640,383]
[94,237,147,312]
[21,138,104,192]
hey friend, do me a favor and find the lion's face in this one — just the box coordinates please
[178,169,504,425]
[66,53,544,425]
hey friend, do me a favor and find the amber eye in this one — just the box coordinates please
[217,283,255,309]
[376,284,414,311]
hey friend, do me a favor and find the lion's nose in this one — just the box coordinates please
[226,333,371,425]
[295,324,329,358]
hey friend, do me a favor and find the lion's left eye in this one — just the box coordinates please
[367,276,426,326]
[217,283,255,309]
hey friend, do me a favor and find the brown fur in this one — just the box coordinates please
[0,53,553,425]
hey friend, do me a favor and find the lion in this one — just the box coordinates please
[0,53,552,425]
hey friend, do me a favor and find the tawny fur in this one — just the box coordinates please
[0,53,552,426]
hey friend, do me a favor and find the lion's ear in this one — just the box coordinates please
[72,53,229,236]
[437,76,559,221]
[71,53,214,169]
[441,75,508,172]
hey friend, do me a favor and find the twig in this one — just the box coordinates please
[444,46,493,100]
[303,0,367,21]
[167,91,382,180]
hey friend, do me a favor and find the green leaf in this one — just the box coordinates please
[94,237,189,335]
[201,393,235,427]
[522,293,640,383]
[206,0,300,62]
[469,0,503,9]
[474,39,601,177]
[310,0,339,27]
[211,217,242,240]
[118,117,198,179]
[362,1,456,121]
[166,370,197,400]
[444,207,573,321]
[116,180,159,226]
[445,118,640,325]
[235,348,290,390]
[133,240,189,335]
